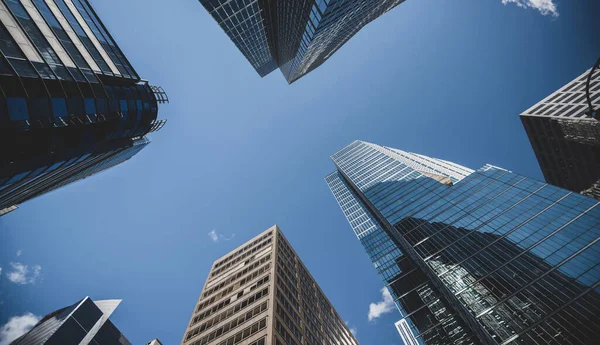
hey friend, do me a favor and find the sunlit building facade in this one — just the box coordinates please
[180,225,359,345]
[520,68,600,200]
[326,140,600,344]
[0,0,167,213]
[199,0,405,83]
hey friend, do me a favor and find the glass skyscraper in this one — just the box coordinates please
[326,140,600,345]
[199,0,405,83]
[10,296,132,345]
[520,68,600,200]
[0,136,151,213]
[0,0,167,214]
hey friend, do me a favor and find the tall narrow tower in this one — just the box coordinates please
[326,140,600,345]
[180,225,359,345]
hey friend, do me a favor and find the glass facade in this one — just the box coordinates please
[326,140,600,345]
[520,68,600,200]
[10,297,132,345]
[0,136,150,211]
[0,0,166,214]
[199,0,405,84]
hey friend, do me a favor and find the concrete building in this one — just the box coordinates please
[180,225,359,345]
[520,68,600,200]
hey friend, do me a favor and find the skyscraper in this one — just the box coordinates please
[326,140,600,345]
[180,225,359,345]
[10,296,132,345]
[0,0,167,213]
[0,136,152,213]
[199,0,404,84]
[520,68,600,200]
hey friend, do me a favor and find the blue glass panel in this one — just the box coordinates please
[84,98,96,115]
[7,97,28,120]
[51,98,68,117]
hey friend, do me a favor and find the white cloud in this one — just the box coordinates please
[345,321,358,337]
[0,313,41,345]
[501,0,558,17]
[368,288,395,321]
[16,250,22,257]
[208,230,236,243]
[208,230,219,242]
[6,263,42,285]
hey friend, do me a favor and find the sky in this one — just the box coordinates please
[0,0,599,344]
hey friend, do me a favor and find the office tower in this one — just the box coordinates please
[10,296,132,345]
[0,0,167,213]
[520,68,600,200]
[0,137,150,212]
[0,136,150,213]
[180,225,359,345]
[199,0,404,84]
[326,140,600,345]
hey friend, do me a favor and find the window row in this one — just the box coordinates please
[276,303,302,342]
[212,318,268,345]
[190,281,270,332]
[192,287,269,325]
[198,273,270,317]
[187,300,268,343]
[214,231,272,269]
[203,255,271,299]
[211,237,272,277]
[200,258,271,311]
[275,320,299,345]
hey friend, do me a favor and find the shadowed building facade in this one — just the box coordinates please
[198,0,404,84]
[0,0,167,214]
[326,140,600,345]
[10,297,131,345]
[520,68,600,200]
[180,225,359,345]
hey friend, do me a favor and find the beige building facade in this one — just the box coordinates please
[180,225,359,345]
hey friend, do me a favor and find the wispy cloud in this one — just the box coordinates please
[16,250,22,257]
[6,263,42,285]
[501,0,558,17]
[0,313,41,345]
[208,229,236,243]
[208,230,219,242]
[368,288,395,321]
[345,321,358,337]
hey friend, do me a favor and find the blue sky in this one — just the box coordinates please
[1,0,599,344]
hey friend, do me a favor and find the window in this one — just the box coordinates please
[48,99,67,120]
[119,100,128,119]
[7,97,28,121]
[67,98,85,116]
[84,98,96,115]
[5,171,30,186]
[29,98,50,121]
